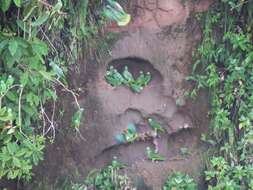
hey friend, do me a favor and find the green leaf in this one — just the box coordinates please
[16,20,27,33]
[51,0,63,15]
[13,157,21,167]
[20,72,29,86]
[39,70,53,81]
[7,143,17,155]
[7,128,15,135]
[31,13,49,27]
[23,5,38,21]
[0,107,13,121]
[13,0,21,7]
[0,39,9,54]
[1,0,11,12]
[31,39,48,56]
[6,91,18,102]
[8,40,18,56]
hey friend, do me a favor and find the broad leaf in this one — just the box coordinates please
[20,71,29,86]
[39,70,53,81]
[1,0,11,12]
[51,0,63,15]
[16,20,27,33]
[0,39,8,54]
[31,39,48,56]
[13,0,21,7]
[8,40,18,56]
[6,91,18,102]
[31,13,49,27]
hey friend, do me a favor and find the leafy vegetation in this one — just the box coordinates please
[71,159,136,190]
[162,172,197,190]
[0,0,129,182]
[188,0,253,189]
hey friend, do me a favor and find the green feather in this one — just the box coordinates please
[145,147,166,161]
[105,68,124,87]
[123,66,134,83]
[144,72,151,86]
[103,0,131,26]
[105,74,121,86]
[115,134,126,143]
[71,108,84,129]
[148,118,165,133]
[112,69,125,83]
[130,83,143,93]
[136,71,146,86]
[127,123,137,133]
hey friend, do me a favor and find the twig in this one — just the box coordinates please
[53,80,86,141]
[39,27,58,54]
[18,87,26,137]
[40,102,46,135]
[231,0,249,10]
[75,128,87,142]
[54,79,81,109]
[0,84,21,99]
[17,8,20,36]
[38,0,67,15]
[41,105,55,139]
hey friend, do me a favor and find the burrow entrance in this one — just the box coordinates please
[108,57,163,84]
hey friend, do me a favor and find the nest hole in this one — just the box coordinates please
[108,57,163,84]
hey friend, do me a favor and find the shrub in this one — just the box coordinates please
[162,172,197,190]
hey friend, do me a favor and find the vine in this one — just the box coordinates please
[189,0,253,189]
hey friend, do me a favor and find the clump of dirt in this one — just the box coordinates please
[22,1,212,190]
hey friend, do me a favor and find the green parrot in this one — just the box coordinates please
[50,61,64,79]
[105,72,121,86]
[124,123,138,142]
[6,75,14,87]
[108,65,115,75]
[144,72,152,86]
[136,71,146,86]
[71,108,84,129]
[115,123,138,143]
[148,118,165,133]
[105,68,123,87]
[145,147,166,162]
[130,83,143,93]
[103,0,131,26]
[104,66,115,78]
[122,66,134,83]
[112,69,125,84]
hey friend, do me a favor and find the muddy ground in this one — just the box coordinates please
[3,0,213,190]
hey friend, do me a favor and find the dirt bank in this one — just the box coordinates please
[23,0,212,189]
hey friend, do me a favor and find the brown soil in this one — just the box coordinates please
[14,1,213,190]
